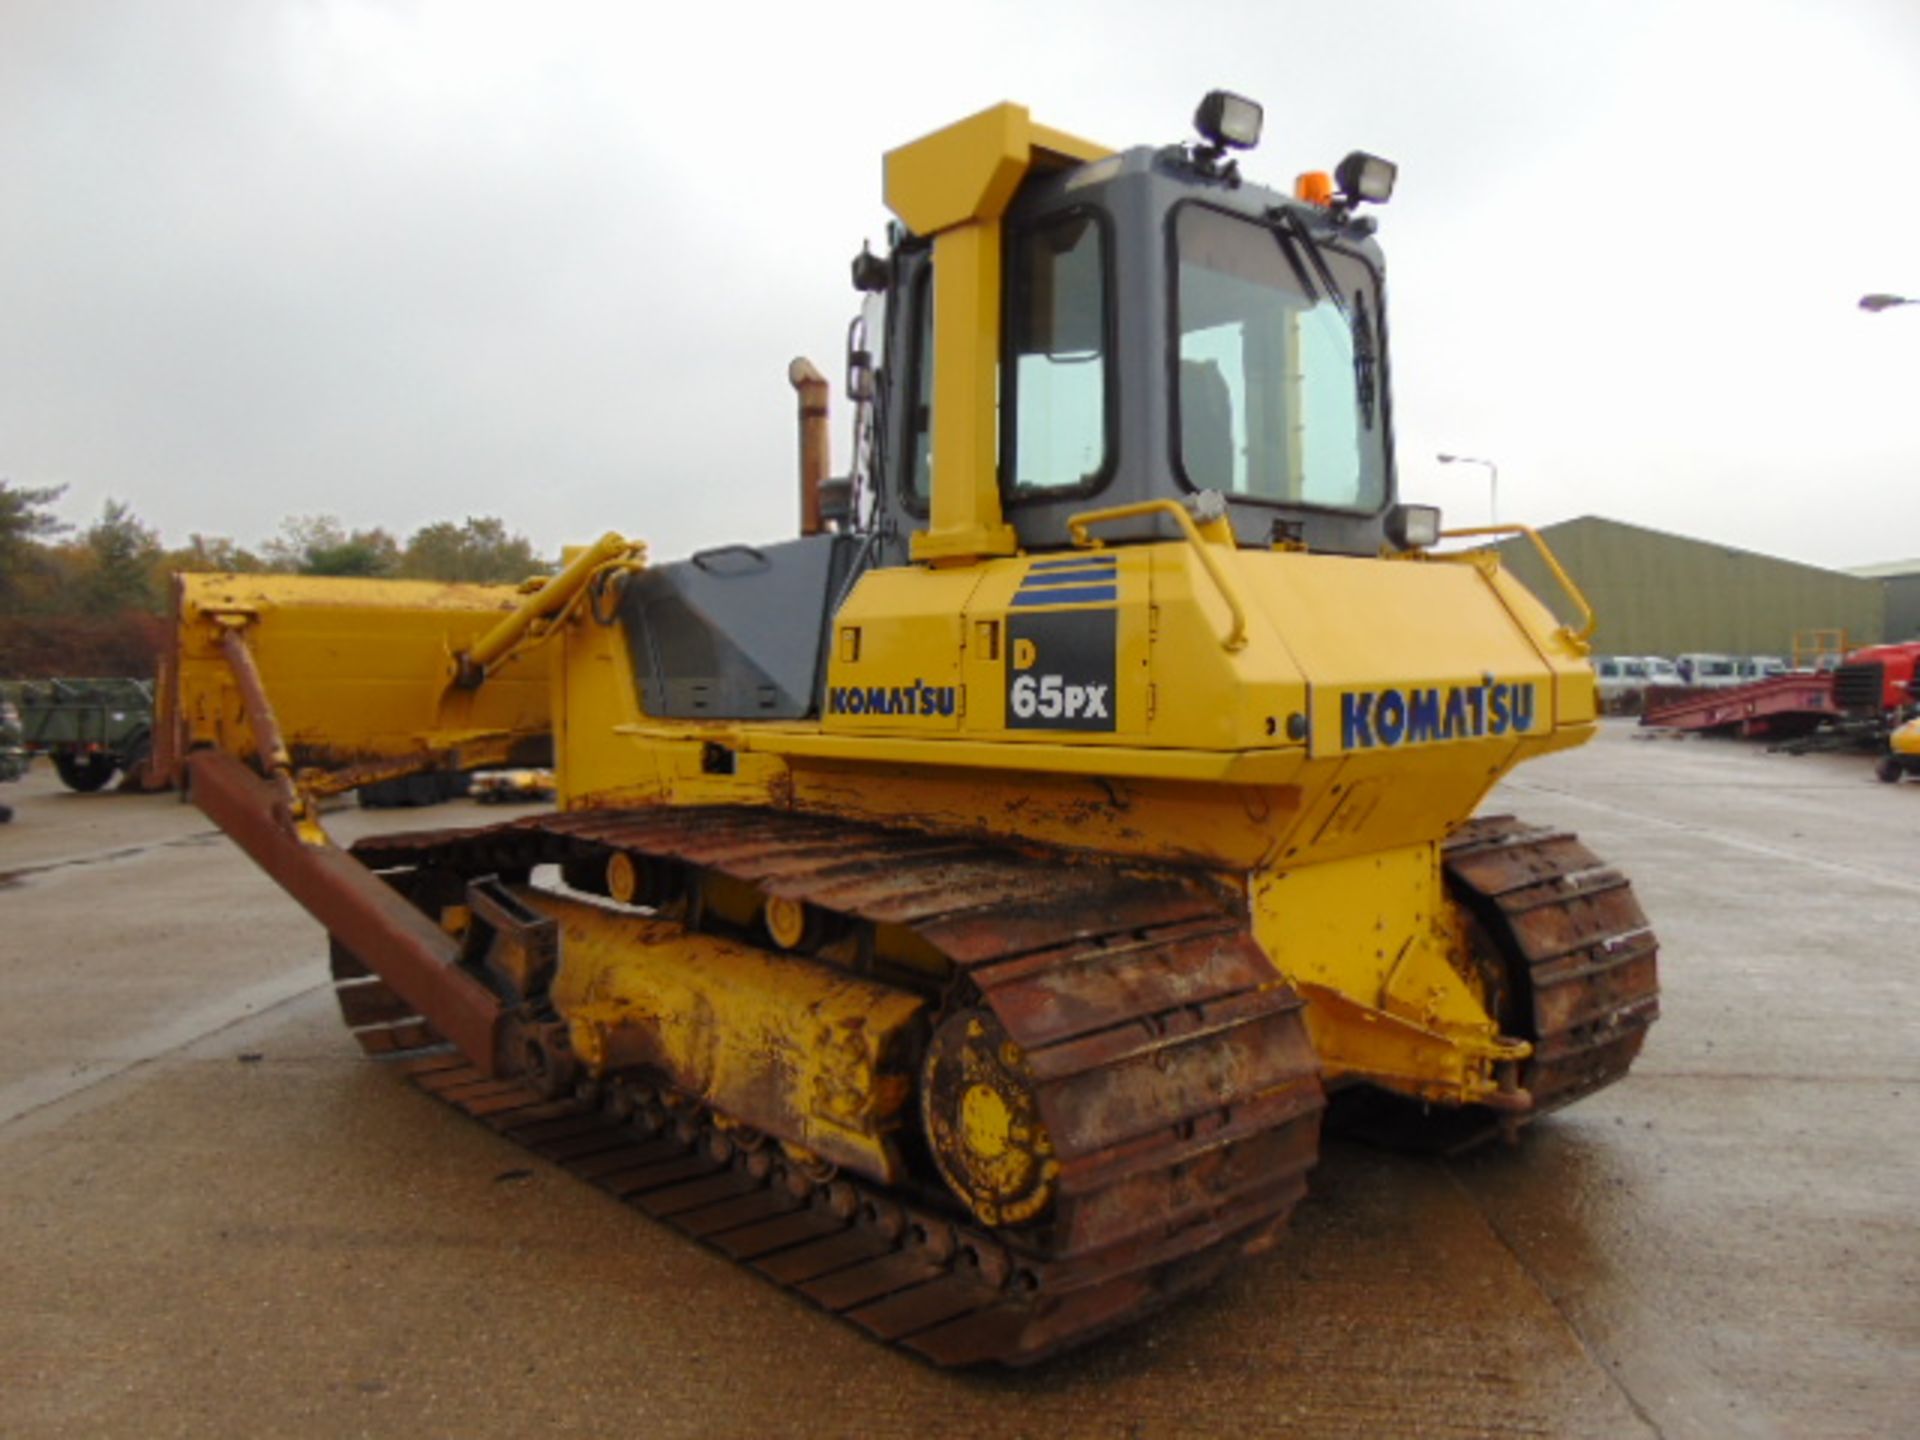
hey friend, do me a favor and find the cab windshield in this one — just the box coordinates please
[1174,204,1382,511]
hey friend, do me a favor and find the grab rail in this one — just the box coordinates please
[1439,524,1597,646]
[1064,499,1249,652]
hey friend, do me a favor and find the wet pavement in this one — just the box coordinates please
[1,725,1915,1438]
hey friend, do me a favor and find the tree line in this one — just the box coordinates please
[0,480,554,677]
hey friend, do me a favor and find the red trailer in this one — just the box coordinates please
[1640,673,1841,737]
[1640,641,1920,738]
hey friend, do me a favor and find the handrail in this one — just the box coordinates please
[1439,523,1597,646]
[689,542,770,572]
[1064,499,1249,651]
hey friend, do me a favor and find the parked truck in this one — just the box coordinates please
[0,691,25,822]
[1832,642,1920,721]
[17,677,155,792]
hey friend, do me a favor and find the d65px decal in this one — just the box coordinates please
[1005,610,1116,732]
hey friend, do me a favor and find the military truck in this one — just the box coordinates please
[17,678,155,792]
[0,689,25,822]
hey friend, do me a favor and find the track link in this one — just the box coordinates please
[331,806,1324,1365]
[1327,815,1660,1154]
[1444,814,1661,1120]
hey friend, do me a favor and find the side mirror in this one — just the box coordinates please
[851,243,889,294]
[818,477,853,530]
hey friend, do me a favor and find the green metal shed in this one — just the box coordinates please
[1491,516,1884,657]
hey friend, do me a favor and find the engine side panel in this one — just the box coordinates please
[622,535,861,722]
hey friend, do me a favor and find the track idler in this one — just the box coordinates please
[922,1009,1059,1228]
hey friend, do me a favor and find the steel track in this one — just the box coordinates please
[326,806,1655,1356]
[1443,814,1661,1117]
[333,806,1326,1365]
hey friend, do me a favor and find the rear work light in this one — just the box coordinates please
[1194,90,1263,151]
[1334,151,1397,205]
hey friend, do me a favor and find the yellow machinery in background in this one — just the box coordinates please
[1880,716,1920,782]
[162,95,1658,1365]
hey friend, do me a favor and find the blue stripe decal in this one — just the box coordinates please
[1009,586,1117,607]
[1029,556,1116,572]
[1019,570,1118,589]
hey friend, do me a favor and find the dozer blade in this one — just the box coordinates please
[160,569,569,1077]
[158,571,555,795]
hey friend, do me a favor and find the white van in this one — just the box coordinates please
[1591,656,1643,705]
[1592,656,1681,709]
[1675,653,1742,689]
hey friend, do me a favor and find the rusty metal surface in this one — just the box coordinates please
[1640,671,1840,735]
[13,723,1917,1439]
[361,807,1227,957]
[186,750,506,1072]
[1444,815,1661,1119]
[217,627,301,816]
[349,803,1657,1147]
[970,919,1271,1048]
[337,803,1327,1365]
[461,877,560,1005]
[347,1040,1314,1369]
[790,357,831,536]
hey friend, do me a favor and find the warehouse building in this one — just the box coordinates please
[1492,516,1884,657]
[1848,558,1920,642]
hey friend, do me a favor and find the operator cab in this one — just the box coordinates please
[864,94,1407,564]
[619,98,1414,724]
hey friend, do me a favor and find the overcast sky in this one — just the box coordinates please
[3,0,1917,570]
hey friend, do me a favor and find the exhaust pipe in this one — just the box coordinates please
[788,357,829,537]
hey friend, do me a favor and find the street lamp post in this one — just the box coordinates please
[1859,293,1917,312]
[1437,453,1499,524]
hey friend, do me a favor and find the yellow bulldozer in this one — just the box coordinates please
[157,95,1658,1366]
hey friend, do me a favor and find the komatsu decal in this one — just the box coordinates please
[1338,680,1538,750]
[1006,610,1116,732]
[827,680,956,718]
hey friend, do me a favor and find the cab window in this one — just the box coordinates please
[905,267,933,508]
[1008,211,1110,496]
[1174,203,1380,511]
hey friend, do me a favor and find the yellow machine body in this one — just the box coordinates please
[548,894,926,1181]
[160,100,1656,1365]
[545,530,1593,1107]
[165,571,554,793]
[161,108,1603,1114]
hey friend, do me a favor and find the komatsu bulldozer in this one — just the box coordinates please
[157,95,1658,1366]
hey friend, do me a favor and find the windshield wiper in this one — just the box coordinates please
[1271,209,1377,429]
[1272,209,1345,316]
[1350,288,1378,430]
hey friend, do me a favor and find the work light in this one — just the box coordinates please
[1334,151,1397,205]
[1387,503,1442,550]
[1194,91,1263,151]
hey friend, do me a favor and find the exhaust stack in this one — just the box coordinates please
[788,357,830,537]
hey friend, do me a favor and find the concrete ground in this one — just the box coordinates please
[0,725,1914,1439]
